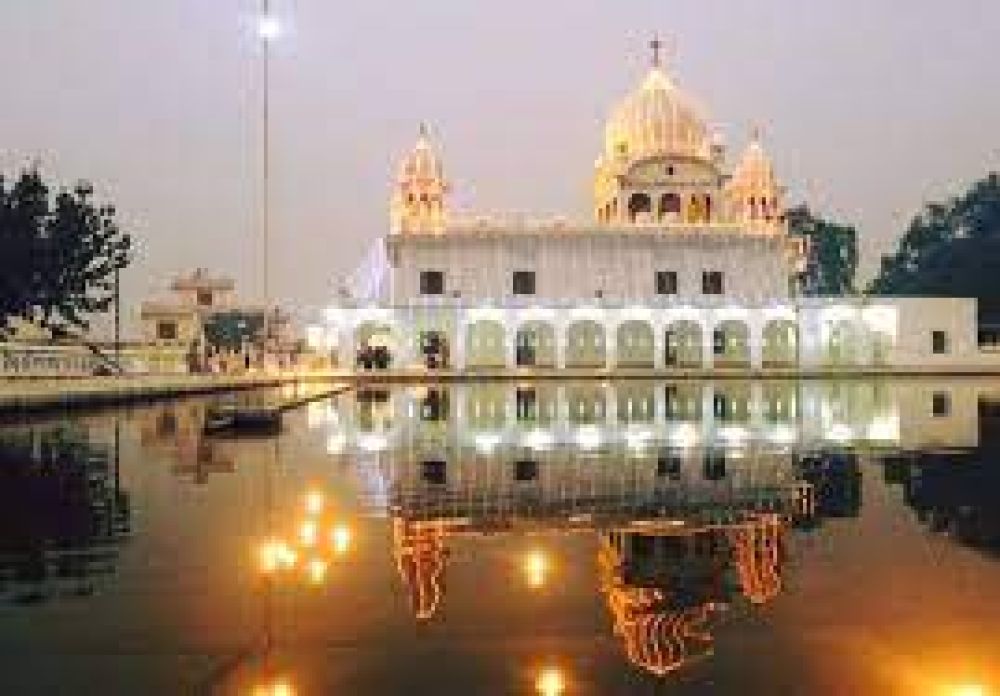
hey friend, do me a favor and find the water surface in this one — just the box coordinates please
[0,379,997,695]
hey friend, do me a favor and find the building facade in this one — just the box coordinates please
[316,46,995,374]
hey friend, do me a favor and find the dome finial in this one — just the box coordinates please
[650,34,663,68]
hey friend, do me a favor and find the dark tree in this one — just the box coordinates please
[869,173,1000,311]
[0,169,132,342]
[787,205,858,296]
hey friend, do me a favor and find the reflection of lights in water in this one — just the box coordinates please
[277,543,297,569]
[536,667,565,696]
[326,432,347,454]
[826,423,854,443]
[866,413,899,442]
[299,520,318,547]
[667,423,699,448]
[331,524,352,555]
[522,428,554,452]
[306,558,327,584]
[717,425,749,446]
[767,424,798,445]
[575,426,603,450]
[252,678,295,696]
[944,685,988,696]
[624,428,652,451]
[524,551,549,588]
[358,433,389,453]
[474,432,502,454]
[258,541,281,574]
[304,490,324,515]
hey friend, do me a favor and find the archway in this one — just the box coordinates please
[628,193,653,222]
[658,193,681,221]
[616,321,654,368]
[762,320,798,367]
[713,320,750,367]
[664,321,703,368]
[466,320,506,369]
[826,320,864,366]
[355,322,396,370]
[515,321,556,367]
[566,320,607,368]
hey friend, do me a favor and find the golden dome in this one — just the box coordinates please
[604,65,712,165]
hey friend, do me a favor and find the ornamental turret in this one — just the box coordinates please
[391,124,449,234]
[725,129,785,232]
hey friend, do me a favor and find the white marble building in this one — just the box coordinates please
[315,44,994,373]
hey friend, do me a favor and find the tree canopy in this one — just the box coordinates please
[787,205,858,296]
[869,173,1000,312]
[0,170,132,341]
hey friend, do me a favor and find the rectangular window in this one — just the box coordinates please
[932,391,951,417]
[419,270,445,295]
[512,270,536,295]
[655,270,678,295]
[196,290,213,307]
[702,271,724,295]
[421,460,447,485]
[157,321,178,340]
[713,329,726,356]
[514,460,539,482]
[931,330,949,354]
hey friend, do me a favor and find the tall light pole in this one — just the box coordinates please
[257,1,281,364]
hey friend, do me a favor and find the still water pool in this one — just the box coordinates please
[0,379,998,695]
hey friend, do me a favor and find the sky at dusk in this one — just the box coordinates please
[2,0,999,332]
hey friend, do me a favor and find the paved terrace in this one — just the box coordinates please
[0,372,349,414]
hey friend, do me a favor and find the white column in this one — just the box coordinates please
[505,323,517,369]
[338,321,354,370]
[454,320,467,370]
[604,382,617,426]
[605,320,617,369]
[701,318,714,369]
[653,321,665,370]
[555,321,567,369]
[749,315,764,370]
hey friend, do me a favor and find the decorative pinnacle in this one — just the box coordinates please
[650,34,663,67]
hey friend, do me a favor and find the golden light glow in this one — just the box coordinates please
[277,543,297,569]
[252,678,295,696]
[331,524,352,555]
[258,541,280,574]
[299,520,318,547]
[536,667,565,696]
[524,551,549,589]
[944,685,988,696]
[306,558,328,584]
[304,490,324,515]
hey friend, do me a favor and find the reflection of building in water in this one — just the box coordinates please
[137,404,234,484]
[393,519,448,621]
[0,425,130,605]
[882,449,1000,555]
[318,381,984,473]
[599,515,783,676]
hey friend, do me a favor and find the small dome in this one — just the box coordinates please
[398,124,444,183]
[730,131,778,192]
[604,65,712,164]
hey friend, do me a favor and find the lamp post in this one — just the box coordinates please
[257,1,280,367]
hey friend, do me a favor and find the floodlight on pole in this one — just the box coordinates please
[257,13,282,43]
